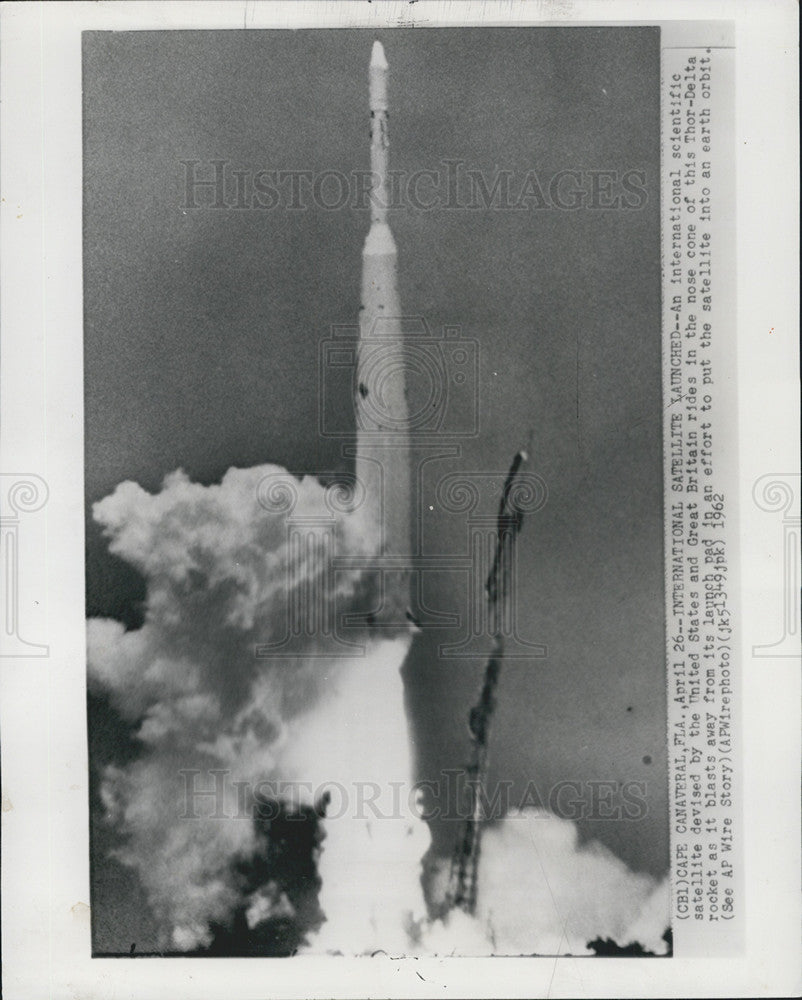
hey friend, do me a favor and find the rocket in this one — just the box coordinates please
[297,45,429,954]
[355,41,412,626]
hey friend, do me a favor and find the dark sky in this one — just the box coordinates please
[84,27,666,949]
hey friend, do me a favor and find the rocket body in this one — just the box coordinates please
[355,40,411,623]
[302,45,429,954]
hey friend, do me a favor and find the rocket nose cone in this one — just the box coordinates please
[370,40,388,70]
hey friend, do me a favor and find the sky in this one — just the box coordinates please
[83,26,666,952]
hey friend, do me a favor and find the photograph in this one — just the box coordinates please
[3,2,801,998]
[83,27,670,958]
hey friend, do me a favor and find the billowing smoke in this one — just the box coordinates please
[88,463,426,952]
[425,810,669,956]
[89,463,668,956]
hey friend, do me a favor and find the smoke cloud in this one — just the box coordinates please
[425,809,668,956]
[88,463,426,951]
[88,463,668,956]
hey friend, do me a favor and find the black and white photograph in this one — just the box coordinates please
[84,27,669,957]
[0,3,799,998]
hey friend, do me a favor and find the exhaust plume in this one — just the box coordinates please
[89,463,669,955]
[426,809,669,956]
[88,463,427,952]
